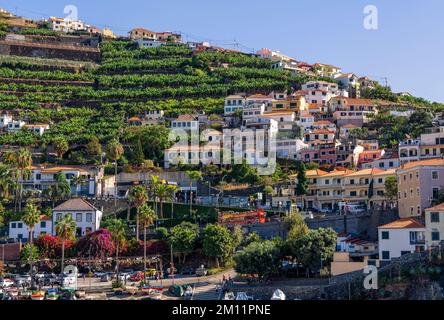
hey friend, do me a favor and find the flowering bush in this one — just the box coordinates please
[35,234,75,259]
[76,229,115,259]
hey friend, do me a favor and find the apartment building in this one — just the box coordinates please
[330,97,377,127]
[397,159,444,218]
[48,17,88,33]
[8,215,52,241]
[304,168,395,211]
[224,95,246,115]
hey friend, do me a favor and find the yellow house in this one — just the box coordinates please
[425,203,444,248]
[129,28,157,40]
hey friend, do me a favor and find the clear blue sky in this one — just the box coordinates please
[1,0,443,102]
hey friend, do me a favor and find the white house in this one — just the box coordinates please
[52,199,103,238]
[170,114,199,131]
[224,95,246,115]
[242,103,266,119]
[378,218,426,264]
[136,38,164,48]
[8,215,52,241]
[7,120,26,133]
[0,113,13,129]
[48,17,88,33]
[23,124,50,136]
[145,110,164,120]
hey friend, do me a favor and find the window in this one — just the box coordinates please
[401,251,410,256]
[56,213,62,222]
[76,213,82,222]
[432,232,440,241]
[40,221,46,228]
[18,223,23,228]
[431,212,440,223]
[432,171,439,180]
[11,222,16,229]
[86,213,93,223]
[381,231,389,240]
[382,251,390,260]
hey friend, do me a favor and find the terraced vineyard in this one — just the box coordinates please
[0,38,331,147]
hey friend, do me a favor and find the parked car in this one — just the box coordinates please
[195,266,208,277]
[129,272,144,282]
[0,278,15,288]
[181,266,195,275]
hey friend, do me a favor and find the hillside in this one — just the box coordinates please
[0,36,331,147]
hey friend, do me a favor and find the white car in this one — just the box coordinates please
[0,278,15,288]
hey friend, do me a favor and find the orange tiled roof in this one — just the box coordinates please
[306,169,328,177]
[426,203,444,211]
[331,97,374,105]
[400,158,444,170]
[379,218,425,229]
[314,121,334,125]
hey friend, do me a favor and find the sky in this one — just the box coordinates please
[1,0,443,102]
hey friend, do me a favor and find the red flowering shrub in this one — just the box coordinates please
[35,234,75,259]
[76,229,115,259]
[135,240,168,256]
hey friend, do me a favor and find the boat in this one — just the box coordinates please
[223,292,235,300]
[270,289,286,300]
[74,290,86,299]
[141,286,163,300]
[6,288,19,297]
[184,286,194,300]
[46,289,59,301]
[236,292,253,300]
[125,286,139,296]
[31,291,45,301]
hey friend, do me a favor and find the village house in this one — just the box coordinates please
[224,95,246,115]
[335,73,361,98]
[0,113,13,129]
[6,120,26,133]
[23,124,50,136]
[129,27,157,40]
[425,203,444,248]
[330,97,377,127]
[312,63,342,78]
[52,199,103,238]
[8,215,52,241]
[396,159,444,218]
[361,149,400,170]
[48,16,88,33]
[21,165,105,197]
[170,114,199,130]
[378,218,426,265]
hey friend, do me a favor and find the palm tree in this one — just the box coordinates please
[70,175,86,198]
[106,140,124,207]
[167,184,178,221]
[128,185,148,240]
[108,218,126,286]
[22,202,41,288]
[151,176,171,220]
[5,149,32,212]
[55,214,76,275]
[0,163,14,201]
[139,204,156,277]
[185,171,202,216]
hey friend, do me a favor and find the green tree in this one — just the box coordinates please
[131,138,145,166]
[70,175,86,198]
[5,148,32,212]
[283,212,309,241]
[22,202,41,288]
[234,240,280,279]
[151,175,171,220]
[106,139,124,207]
[53,136,69,159]
[139,204,156,275]
[108,218,126,286]
[129,185,148,240]
[295,161,308,210]
[232,225,244,249]
[170,222,199,263]
[384,176,398,208]
[55,214,76,274]
[0,163,14,201]
[202,224,235,268]
[86,136,102,157]
[185,170,202,217]
[290,228,337,275]
[20,243,39,269]
[242,232,261,247]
